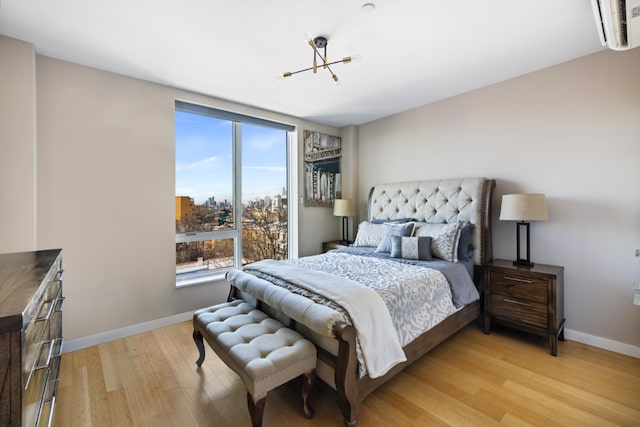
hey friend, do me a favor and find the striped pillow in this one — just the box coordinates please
[414,222,462,262]
[390,236,432,260]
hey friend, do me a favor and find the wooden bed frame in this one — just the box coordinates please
[229,178,495,426]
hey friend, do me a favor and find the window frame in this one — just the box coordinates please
[175,101,296,286]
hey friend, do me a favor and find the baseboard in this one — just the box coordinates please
[564,328,640,358]
[62,311,194,353]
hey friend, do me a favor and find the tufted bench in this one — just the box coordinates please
[192,300,317,427]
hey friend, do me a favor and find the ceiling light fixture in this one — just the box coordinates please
[282,36,352,83]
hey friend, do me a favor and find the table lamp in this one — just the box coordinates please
[499,194,548,267]
[333,199,355,244]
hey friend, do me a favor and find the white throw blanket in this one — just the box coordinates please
[243,259,407,378]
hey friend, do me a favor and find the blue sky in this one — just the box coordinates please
[175,111,287,204]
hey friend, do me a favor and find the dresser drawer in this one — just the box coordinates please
[23,277,62,381]
[23,303,49,379]
[489,271,547,304]
[22,363,48,427]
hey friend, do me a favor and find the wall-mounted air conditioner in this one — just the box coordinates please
[591,0,640,50]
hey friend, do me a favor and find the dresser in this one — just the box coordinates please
[484,259,565,356]
[0,249,64,427]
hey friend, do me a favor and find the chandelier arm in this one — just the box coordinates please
[285,58,351,77]
[325,63,338,81]
[323,44,328,68]
[325,58,351,67]
[284,66,317,76]
[309,44,328,65]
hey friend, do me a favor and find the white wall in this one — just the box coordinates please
[0,36,36,253]
[357,49,640,351]
[2,45,342,342]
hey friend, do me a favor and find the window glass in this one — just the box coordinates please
[175,112,233,233]
[175,104,290,282]
[242,124,288,264]
[176,239,234,276]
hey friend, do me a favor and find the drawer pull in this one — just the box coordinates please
[35,368,51,427]
[55,296,66,312]
[52,269,65,282]
[43,395,57,427]
[26,338,64,389]
[35,298,56,323]
[503,275,533,284]
[36,288,63,323]
[503,298,533,307]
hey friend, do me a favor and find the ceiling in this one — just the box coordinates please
[0,0,605,127]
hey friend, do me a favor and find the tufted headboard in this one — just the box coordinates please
[367,177,495,266]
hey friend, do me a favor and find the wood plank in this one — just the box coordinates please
[53,320,640,426]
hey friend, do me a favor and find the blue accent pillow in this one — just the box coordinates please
[375,222,415,253]
[457,222,475,261]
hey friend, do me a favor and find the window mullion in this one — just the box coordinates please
[233,122,243,268]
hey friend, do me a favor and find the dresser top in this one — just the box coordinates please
[0,249,62,331]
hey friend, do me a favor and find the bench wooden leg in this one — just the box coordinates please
[193,329,206,367]
[247,393,267,427]
[302,369,316,418]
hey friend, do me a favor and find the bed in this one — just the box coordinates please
[225,177,495,426]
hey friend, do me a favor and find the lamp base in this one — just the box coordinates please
[513,222,534,268]
[513,259,534,268]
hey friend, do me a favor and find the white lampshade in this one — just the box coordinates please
[499,194,548,221]
[333,199,355,217]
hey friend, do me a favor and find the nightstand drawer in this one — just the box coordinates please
[489,272,547,304]
[490,294,548,328]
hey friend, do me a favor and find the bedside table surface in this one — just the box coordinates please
[489,259,564,277]
[322,240,350,253]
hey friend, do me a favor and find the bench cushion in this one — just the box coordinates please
[194,300,317,400]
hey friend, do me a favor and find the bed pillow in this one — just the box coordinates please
[353,221,387,247]
[375,222,415,253]
[414,221,463,262]
[390,236,432,260]
[457,222,475,262]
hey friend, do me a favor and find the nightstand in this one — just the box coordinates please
[322,240,349,253]
[484,259,565,356]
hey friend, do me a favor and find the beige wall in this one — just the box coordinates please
[0,34,345,342]
[357,49,640,350]
[3,32,638,354]
[0,36,37,253]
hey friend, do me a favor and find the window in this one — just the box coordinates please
[175,101,294,284]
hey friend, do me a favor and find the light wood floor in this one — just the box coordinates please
[53,320,640,426]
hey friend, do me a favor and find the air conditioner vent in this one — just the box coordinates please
[592,0,640,50]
